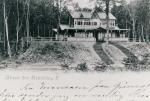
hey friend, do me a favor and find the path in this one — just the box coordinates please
[94,42,114,65]
[110,42,139,62]
[102,43,127,67]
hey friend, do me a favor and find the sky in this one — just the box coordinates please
[74,0,133,8]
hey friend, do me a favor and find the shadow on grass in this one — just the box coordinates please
[94,42,114,65]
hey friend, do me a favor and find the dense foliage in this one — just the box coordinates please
[111,0,150,42]
[0,0,150,57]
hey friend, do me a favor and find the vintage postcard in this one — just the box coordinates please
[0,0,150,101]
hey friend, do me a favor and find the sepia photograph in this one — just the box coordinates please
[0,0,150,101]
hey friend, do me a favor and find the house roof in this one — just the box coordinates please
[60,24,70,30]
[100,26,120,30]
[70,11,92,19]
[59,24,124,31]
[97,12,116,20]
[60,24,99,30]
[70,11,81,18]
[81,12,92,18]
[70,10,116,20]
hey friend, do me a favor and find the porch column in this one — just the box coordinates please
[66,29,68,38]
[84,30,87,37]
[111,30,113,38]
[123,32,125,38]
[119,30,121,38]
[75,30,77,37]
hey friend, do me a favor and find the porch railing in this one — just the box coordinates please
[108,37,129,42]
[23,37,96,42]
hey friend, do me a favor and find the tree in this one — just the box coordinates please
[96,0,112,44]
[111,0,131,29]
[136,0,150,42]
[60,6,70,24]
[3,0,11,58]
[94,5,104,12]
[16,0,24,51]
[26,0,30,46]
[127,0,138,41]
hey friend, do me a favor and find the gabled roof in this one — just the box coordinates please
[70,11,82,18]
[70,10,116,20]
[97,12,116,20]
[81,12,92,18]
[70,11,92,19]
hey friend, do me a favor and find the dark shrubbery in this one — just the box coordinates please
[76,62,88,72]
[123,56,139,71]
[123,54,150,71]
[94,62,108,72]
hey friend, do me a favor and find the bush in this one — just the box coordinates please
[61,63,70,70]
[76,62,88,71]
[123,56,150,71]
[94,63,108,71]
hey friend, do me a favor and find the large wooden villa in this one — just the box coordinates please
[55,10,130,42]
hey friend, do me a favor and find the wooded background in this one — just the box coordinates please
[0,0,150,57]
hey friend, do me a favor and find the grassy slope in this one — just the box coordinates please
[102,43,127,65]
[18,42,102,69]
[110,42,139,61]
[118,42,150,56]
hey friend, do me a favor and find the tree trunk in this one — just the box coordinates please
[146,28,149,43]
[5,18,11,58]
[3,12,6,51]
[105,0,110,44]
[16,0,20,52]
[26,0,30,46]
[132,18,136,42]
[44,24,45,37]
[38,25,40,37]
[56,0,61,36]
[141,25,145,42]
[3,0,11,58]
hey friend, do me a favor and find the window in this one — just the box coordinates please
[83,21,93,26]
[77,21,80,25]
[88,22,91,25]
[84,22,88,25]
[94,22,97,25]
[75,21,77,25]
[92,22,94,26]
[110,22,112,26]
[113,23,115,26]
[77,21,83,25]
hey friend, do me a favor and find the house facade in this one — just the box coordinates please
[58,10,130,42]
